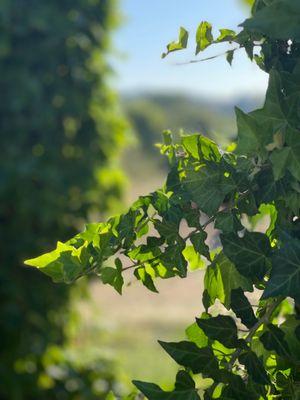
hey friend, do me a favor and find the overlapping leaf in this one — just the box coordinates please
[263,237,300,302]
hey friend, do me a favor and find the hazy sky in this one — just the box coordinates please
[112,0,268,100]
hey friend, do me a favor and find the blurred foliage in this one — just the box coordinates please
[0,0,127,398]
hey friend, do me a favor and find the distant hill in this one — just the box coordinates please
[122,92,262,152]
[120,92,263,190]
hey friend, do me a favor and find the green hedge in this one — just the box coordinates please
[0,0,126,398]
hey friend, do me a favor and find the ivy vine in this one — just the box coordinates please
[26,1,300,398]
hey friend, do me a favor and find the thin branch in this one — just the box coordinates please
[226,297,284,371]
[174,47,240,66]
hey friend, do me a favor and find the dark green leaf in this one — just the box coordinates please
[174,371,196,391]
[260,324,291,358]
[238,351,270,385]
[226,50,235,66]
[190,230,210,260]
[263,237,300,302]
[134,268,158,293]
[133,379,200,400]
[101,262,124,294]
[196,315,239,348]
[158,341,218,375]
[241,0,300,41]
[221,232,271,281]
[215,210,243,233]
[230,288,258,329]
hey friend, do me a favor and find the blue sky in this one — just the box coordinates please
[112,0,268,100]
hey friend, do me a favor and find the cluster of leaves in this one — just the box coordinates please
[27,0,300,398]
[0,0,126,398]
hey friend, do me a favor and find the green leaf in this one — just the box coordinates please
[196,315,239,348]
[183,163,236,216]
[216,29,236,43]
[241,0,300,41]
[134,267,158,293]
[270,147,291,181]
[215,210,243,233]
[196,21,213,54]
[285,128,300,181]
[174,370,197,391]
[280,316,300,362]
[182,135,221,162]
[183,245,205,271]
[158,341,218,375]
[230,288,258,329]
[226,49,235,66]
[221,232,271,281]
[25,241,89,283]
[235,107,267,157]
[238,351,270,385]
[162,27,189,58]
[190,230,210,261]
[260,324,291,358]
[185,322,208,348]
[236,71,287,157]
[247,203,278,237]
[133,372,200,400]
[263,237,300,302]
[204,252,253,309]
[100,258,124,294]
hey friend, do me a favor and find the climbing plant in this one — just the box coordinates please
[26,0,300,398]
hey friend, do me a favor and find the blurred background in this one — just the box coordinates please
[0,0,267,398]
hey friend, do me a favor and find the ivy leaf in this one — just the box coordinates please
[185,322,208,348]
[270,147,291,181]
[247,203,278,238]
[24,242,89,283]
[183,246,205,271]
[226,49,235,66]
[280,316,300,362]
[285,128,300,181]
[196,315,239,348]
[230,288,258,329]
[196,21,213,54]
[216,29,236,42]
[133,371,200,400]
[183,163,236,216]
[100,258,124,294]
[134,267,158,293]
[158,341,218,375]
[262,237,300,302]
[221,232,271,281]
[162,27,189,58]
[235,107,265,157]
[190,230,210,261]
[238,351,270,385]
[182,135,221,162]
[260,324,291,358]
[218,370,254,399]
[174,370,197,391]
[204,252,253,309]
[215,210,243,233]
[241,0,300,41]
[236,71,287,157]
